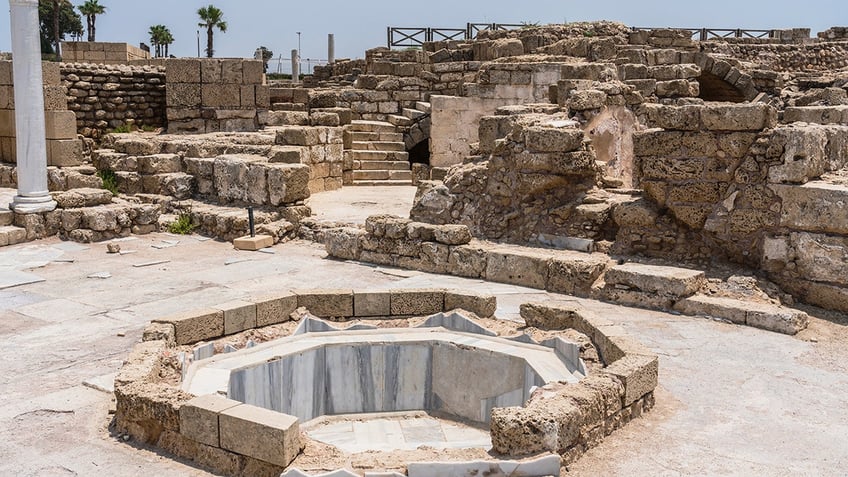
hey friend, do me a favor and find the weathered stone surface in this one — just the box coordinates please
[219,404,301,468]
[180,395,242,447]
[485,248,550,289]
[790,232,848,286]
[433,224,472,245]
[444,291,497,318]
[267,164,310,205]
[294,289,354,317]
[601,353,658,406]
[547,252,610,296]
[523,127,585,152]
[324,227,365,261]
[771,182,848,235]
[447,244,488,278]
[604,263,705,297]
[353,291,392,317]
[252,293,298,327]
[675,294,808,335]
[214,300,257,335]
[153,308,224,345]
[390,289,444,316]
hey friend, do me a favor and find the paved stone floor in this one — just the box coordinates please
[304,413,491,453]
[0,187,846,476]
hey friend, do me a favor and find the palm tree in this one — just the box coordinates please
[197,5,226,58]
[161,28,174,57]
[78,0,106,42]
[149,25,175,58]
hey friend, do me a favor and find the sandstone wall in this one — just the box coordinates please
[702,41,848,71]
[61,41,150,64]
[624,103,848,312]
[165,58,270,134]
[62,63,166,138]
[0,60,83,167]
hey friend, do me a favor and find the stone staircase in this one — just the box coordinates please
[0,208,27,247]
[345,120,412,186]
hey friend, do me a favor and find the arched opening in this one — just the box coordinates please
[408,138,430,165]
[697,71,747,103]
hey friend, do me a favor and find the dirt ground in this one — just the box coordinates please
[0,186,846,476]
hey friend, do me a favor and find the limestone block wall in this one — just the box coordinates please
[62,63,166,138]
[275,126,344,193]
[702,40,848,71]
[165,58,270,134]
[0,60,83,167]
[429,62,562,167]
[61,41,150,64]
[624,103,848,313]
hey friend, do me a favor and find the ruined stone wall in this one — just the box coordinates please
[62,63,166,138]
[0,60,83,167]
[165,58,270,134]
[429,62,562,167]
[702,41,848,71]
[623,103,848,312]
[414,112,605,243]
[60,41,150,64]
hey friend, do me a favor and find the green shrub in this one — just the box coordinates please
[168,208,196,235]
[97,169,119,196]
[110,125,132,134]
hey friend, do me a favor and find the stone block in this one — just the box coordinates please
[154,308,224,345]
[0,109,15,136]
[200,59,222,83]
[267,163,310,205]
[233,234,274,251]
[448,244,488,278]
[390,289,444,316]
[604,263,705,298]
[44,111,77,140]
[243,60,264,84]
[485,248,550,289]
[701,103,776,131]
[547,252,609,296]
[0,85,13,109]
[202,84,241,108]
[168,59,202,83]
[252,293,298,327]
[524,126,585,152]
[167,83,202,108]
[138,154,182,174]
[444,292,496,318]
[353,291,392,317]
[433,224,472,245]
[771,182,848,235]
[295,289,353,317]
[42,85,68,110]
[221,59,243,84]
[324,227,365,261]
[0,61,11,85]
[276,126,321,146]
[180,394,242,447]
[602,353,658,406]
[214,300,257,335]
[219,404,301,468]
[47,139,83,167]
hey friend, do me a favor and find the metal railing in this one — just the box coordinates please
[631,27,778,41]
[387,23,523,48]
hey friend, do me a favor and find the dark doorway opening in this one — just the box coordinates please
[697,72,747,102]
[408,139,430,165]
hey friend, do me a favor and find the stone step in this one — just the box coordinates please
[351,179,414,186]
[347,131,404,143]
[387,114,414,127]
[348,120,396,133]
[674,294,809,335]
[346,150,409,161]
[354,160,410,171]
[350,141,406,152]
[0,225,27,247]
[0,209,12,227]
[604,263,706,298]
[353,170,413,181]
[271,102,308,112]
[415,101,432,113]
[402,108,426,120]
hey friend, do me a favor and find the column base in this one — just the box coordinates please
[10,194,57,214]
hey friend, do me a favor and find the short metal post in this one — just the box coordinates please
[247,207,255,237]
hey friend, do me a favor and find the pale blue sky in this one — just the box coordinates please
[1,0,846,69]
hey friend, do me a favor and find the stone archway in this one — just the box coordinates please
[694,53,760,102]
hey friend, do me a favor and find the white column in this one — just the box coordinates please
[291,49,300,84]
[328,34,335,64]
[9,0,56,214]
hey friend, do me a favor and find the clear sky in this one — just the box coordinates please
[1,0,846,70]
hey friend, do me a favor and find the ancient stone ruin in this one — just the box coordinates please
[1,15,847,477]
